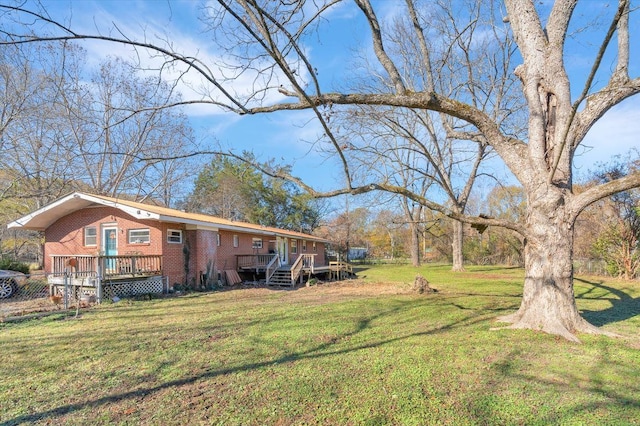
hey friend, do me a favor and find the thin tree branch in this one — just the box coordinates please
[570,170,640,221]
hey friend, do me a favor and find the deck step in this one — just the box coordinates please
[267,270,295,287]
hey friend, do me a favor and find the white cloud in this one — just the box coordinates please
[574,99,640,175]
[56,0,300,117]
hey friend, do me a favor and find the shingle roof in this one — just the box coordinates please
[8,192,330,243]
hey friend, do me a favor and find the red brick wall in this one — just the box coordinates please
[43,206,327,285]
[162,223,187,287]
[216,230,263,271]
[166,228,218,288]
[184,229,218,287]
[215,231,327,269]
[44,207,163,273]
[288,238,327,266]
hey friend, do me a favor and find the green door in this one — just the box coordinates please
[103,228,118,271]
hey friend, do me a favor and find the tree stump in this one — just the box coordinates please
[413,274,435,294]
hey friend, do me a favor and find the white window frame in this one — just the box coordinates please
[313,241,317,252]
[128,228,150,244]
[84,226,97,247]
[167,229,183,244]
[216,233,221,247]
[233,235,239,248]
[291,239,298,254]
[252,238,263,249]
[302,240,307,251]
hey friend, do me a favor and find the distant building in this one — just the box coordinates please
[348,247,368,260]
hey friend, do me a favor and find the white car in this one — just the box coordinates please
[0,270,27,299]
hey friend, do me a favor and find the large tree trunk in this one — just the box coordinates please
[451,219,465,272]
[409,222,421,267]
[497,189,609,342]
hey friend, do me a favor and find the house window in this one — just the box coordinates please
[233,235,239,248]
[302,240,307,251]
[252,238,263,249]
[291,239,297,254]
[128,228,150,244]
[216,233,221,247]
[313,241,317,252]
[167,229,183,244]
[84,226,97,246]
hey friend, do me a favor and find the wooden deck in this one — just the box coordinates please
[326,261,354,280]
[236,254,278,272]
[236,254,353,287]
[48,254,165,304]
[50,254,162,279]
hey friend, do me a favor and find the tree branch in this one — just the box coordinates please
[354,0,406,93]
[0,4,251,113]
[572,77,640,147]
[570,170,640,221]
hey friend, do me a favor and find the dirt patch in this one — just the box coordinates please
[0,296,63,319]
[0,280,420,320]
[291,279,416,302]
[214,279,416,305]
[466,273,514,281]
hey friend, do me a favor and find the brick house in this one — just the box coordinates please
[9,192,331,297]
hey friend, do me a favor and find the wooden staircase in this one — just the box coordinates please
[267,267,296,288]
[266,254,316,288]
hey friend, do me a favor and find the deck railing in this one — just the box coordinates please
[290,255,305,284]
[265,255,281,283]
[298,254,316,272]
[236,254,278,271]
[50,254,162,279]
[51,255,98,278]
[329,260,353,280]
[289,254,316,284]
[100,255,162,278]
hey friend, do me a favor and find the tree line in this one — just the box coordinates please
[319,168,639,282]
[0,42,323,263]
[2,0,639,341]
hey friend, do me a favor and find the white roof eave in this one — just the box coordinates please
[7,192,163,230]
[8,192,329,243]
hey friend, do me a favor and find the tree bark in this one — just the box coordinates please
[496,187,611,342]
[409,221,421,267]
[451,219,465,272]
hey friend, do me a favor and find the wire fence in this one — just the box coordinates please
[0,271,61,319]
[1,271,170,319]
[573,259,609,277]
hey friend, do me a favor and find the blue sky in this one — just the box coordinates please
[21,0,640,195]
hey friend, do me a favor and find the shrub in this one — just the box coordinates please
[0,258,30,274]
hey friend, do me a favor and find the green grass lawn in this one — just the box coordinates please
[1,264,639,425]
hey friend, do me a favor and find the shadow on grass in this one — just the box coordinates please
[1,298,494,426]
[462,265,523,272]
[576,278,640,327]
[7,279,636,425]
[464,343,640,424]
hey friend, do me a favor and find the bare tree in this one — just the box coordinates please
[2,0,639,341]
[339,0,520,270]
[0,42,79,205]
[61,56,197,199]
[484,184,526,265]
[591,159,640,279]
[344,104,491,270]
[0,41,197,262]
[1,43,196,206]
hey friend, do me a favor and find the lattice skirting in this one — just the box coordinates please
[103,277,165,299]
[51,285,98,300]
